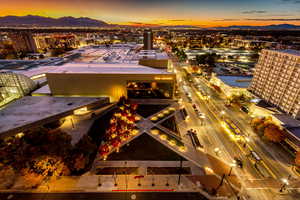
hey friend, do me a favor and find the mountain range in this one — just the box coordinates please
[214,24,300,30]
[0,15,109,27]
[0,15,300,30]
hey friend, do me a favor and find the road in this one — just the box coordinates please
[0,192,208,200]
[170,54,299,200]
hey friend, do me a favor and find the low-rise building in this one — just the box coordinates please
[46,63,176,102]
[210,73,252,98]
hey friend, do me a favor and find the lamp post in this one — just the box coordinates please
[214,147,221,156]
[70,117,75,129]
[178,158,183,185]
[220,110,225,119]
[200,115,205,126]
[243,137,250,148]
[228,162,236,176]
[279,176,290,192]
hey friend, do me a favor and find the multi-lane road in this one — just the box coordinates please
[171,56,299,200]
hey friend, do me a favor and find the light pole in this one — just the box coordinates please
[243,137,250,148]
[200,115,205,126]
[178,158,183,185]
[279,177,290,192]
[70,117,75,129]
[220,110,225,119]
[214,147,221,156]
[228,162,236,176]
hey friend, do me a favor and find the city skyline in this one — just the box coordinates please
[0,0,300,27]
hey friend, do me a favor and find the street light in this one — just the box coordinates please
[200,115,205,126]
[228,162,237,176]
[243,137,250,148]
[214,147,221,156]
[279,178,289,192]
[220,110,225,119]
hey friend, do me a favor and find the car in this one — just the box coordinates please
[234,157,243,168]
[197,111,205,118]
[241,106,249,113]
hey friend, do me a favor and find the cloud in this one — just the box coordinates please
[215,18,300,22]
[214,19,241,21]
[281,0,300,4]
[242,10,267,14]
[245,18,300,21]
[168,19,187,22]
[126,22,160,26]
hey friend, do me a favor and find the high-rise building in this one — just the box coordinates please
[9,32,38,53]
[143,29,153,50]
[250,49,300,118]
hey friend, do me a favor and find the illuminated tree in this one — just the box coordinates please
[250,117,263,128]
[0,165,16,189]
[21,168,44,189]
[264,124,286,143]
[30,155,70,177]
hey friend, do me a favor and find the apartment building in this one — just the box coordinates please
[250,49,300,118]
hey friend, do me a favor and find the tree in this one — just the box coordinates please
[250,117,264,129]
[50,48,66,57]
[195,54,207,65]
[20,168,44,189]
[74,135,97,156]
[195,53,217,67]
[73,154,86,171]
[295,151,300,167]
[0,165,16,189]
[264,124,286,143]
[30,155,70,177]
[175,49,187,62]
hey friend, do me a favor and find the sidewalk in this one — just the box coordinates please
[37,175,200,192]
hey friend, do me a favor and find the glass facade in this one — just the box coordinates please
[0,72,37,106]
[127,81,173,99]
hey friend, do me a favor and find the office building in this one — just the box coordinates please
[143,29,153,50]
[9,32,38,53]
[250,49,300,118]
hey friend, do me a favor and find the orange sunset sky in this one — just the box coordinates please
[0,0,299,27]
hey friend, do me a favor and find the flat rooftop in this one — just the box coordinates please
[71,44,140,64]
[0,58,63,71]
[13,65,58,78]
[47,63,172,75]
[265,49,300,57]
[274,114,300,128]
[218,75,252,88]
[32,84,51,95]
[0,96,107,137]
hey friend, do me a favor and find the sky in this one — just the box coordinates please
[0,0,300,27]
